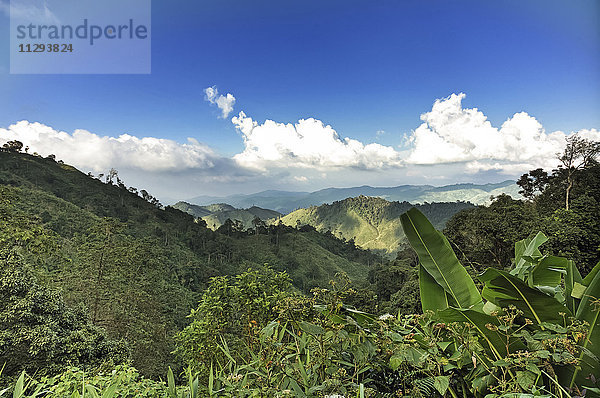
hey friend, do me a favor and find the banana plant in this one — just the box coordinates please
[560,260,600,393]
[400,208,599,396]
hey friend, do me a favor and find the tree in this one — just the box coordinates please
[516,168,550,200]
[2,140,24,153]
[217,218,244,237]
[0,250,128,378]
[558,134,600,210]
[443,194,538,269]
[175,266,291,375]
[105,168,119,185]
[251,216,265,235]
[140,189,150,201]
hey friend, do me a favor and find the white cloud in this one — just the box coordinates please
[406,93,599,173]
[204,86,236,118]
[0,121,218,172]
[2,92,598,199]
[231,112,403,170]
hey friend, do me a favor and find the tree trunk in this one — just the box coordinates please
[565,176,573,211]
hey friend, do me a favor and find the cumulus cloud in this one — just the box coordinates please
[231,112,403,170]
[0,121,218,172]
[204,86,236,118]
[406,93,600,173]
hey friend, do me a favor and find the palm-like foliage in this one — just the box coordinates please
[400,207,600,397]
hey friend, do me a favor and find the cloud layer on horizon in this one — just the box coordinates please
[0,121,218,172]
[2,92,599,199]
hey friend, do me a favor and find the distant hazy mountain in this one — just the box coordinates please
[278,196,474,257]
[172,201,281,230]
[187,181,520,214]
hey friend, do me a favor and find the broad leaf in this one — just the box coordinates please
[512,232,548,279]
[400,208,481,310]
[565,260,583,313]
[434,376,450,395]
[582,260,600,286]
[479,268,572,326]
[566,266,600,392]
[530,255,568,287]
[419,264,449,311]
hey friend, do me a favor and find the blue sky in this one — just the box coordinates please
[0,0,599,199]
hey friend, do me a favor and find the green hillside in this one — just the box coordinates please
[171,201,216,217]
[279,195,474,256]
[201,205,281,230]
[0,151,377,377]
[172,201,281,230]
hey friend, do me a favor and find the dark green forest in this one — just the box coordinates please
[1,136,599,397]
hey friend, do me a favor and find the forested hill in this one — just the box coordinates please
[278,196,474,256]
[0,151,379,377]
[172,201,282,230]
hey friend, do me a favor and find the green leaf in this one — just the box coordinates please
[572,282,587,299]
[439,307,521,359]
[512,232,548,279]
[437,341,452,351]
[419,264,449,311]
[433,376,450,395]
[389,355,402,371]
[167,367,176,398]
[13,371,24,398]
[206,364,213,397]
[479,268,572,326]
[530,255,568,287]
[516,370,536,390]
[344,307,376,328]
[400,208,481,309]
[472,373,495,393]
[483,301,500,315]
[582,260,600,286]
[525,362,541,375]
[393,346,428,367]
[565,265,600,391]
[299,321,324,336]
[566,260,583,313]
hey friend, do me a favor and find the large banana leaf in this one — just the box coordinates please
[582,260,600,286]
[479,268,572,326]
[419,264,450,311]
[400,208,482,310]
[568,265,600,392]
[512,232,548,280]
[565,260,582,314]
[530,255,568,288]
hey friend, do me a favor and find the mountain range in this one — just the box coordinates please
[186,181,521,214]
